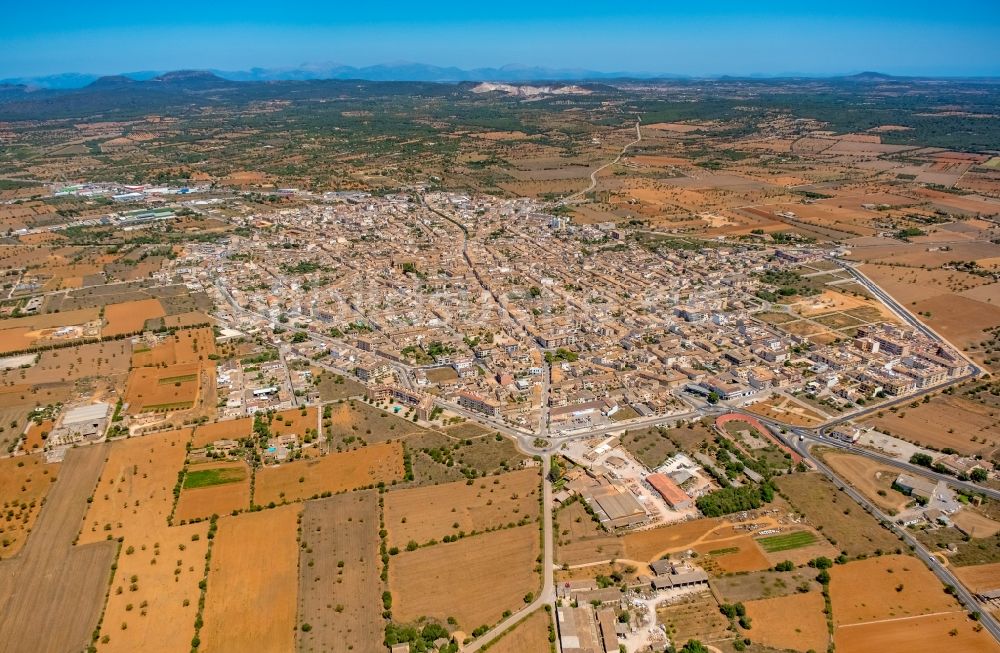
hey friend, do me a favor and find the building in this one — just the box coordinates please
[455,390,501,418]
[893,473,937,500]
[645,473,693,510]
[366,383,434,420]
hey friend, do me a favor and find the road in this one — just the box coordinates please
[463,454,555,653]
[557,118,642,206]
[794,437,1000,643]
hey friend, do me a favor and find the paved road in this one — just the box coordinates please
[795,439,1000,643]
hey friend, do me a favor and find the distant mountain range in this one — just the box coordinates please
[0,64,941,90]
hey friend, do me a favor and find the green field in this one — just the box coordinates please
[144,401,195,411]
[183,466,247,489]
[756,530,818,553]
[158,374,197,385]
[708,547,740,556]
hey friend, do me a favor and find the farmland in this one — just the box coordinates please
[253,441,404,505]
[102,298,166,336]
[756,530,818,553]
[831,555,1000,653]
[201,505,301,653]
[298,491,383,653]
[95,522,210,652]
[0,454,58,558]
[389,523,540,633]
[0,445,117,653]
[744,591,829,652]
[325,399,423,449]
[655,591,731,647]
[554,499,625,567]
[174,461,251,522]
[191,417,252,448]
[776,472,901,557]
[124,362,203,413]
[79,427,191,543]
[383,467,540,548]
[483,608,552,653]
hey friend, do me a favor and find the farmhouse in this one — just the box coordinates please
[556,605,620,653]
[649,560,710,590]
[581,481,648,530]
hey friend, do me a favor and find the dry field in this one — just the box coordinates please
[268,405,318,438]
[622,518,722,562]
[174,461,251,522]
[554,500,624,567]
[254,441,404,505]
[0,454,58,558]
[952,510,1000,539]
[864,395,999,456]
[201,505,300,653]
[124,362,203,413]
[830,554,958,625]
[822,451,913,513]
[711,569,822,603]
[96,522,209,652]
[21,418,51,452]
[191,417,253,448]
[298,491,383,653]
[79,427,191,543]
[835,611,1000,653]
[389,524,540,632]
[692,535,772,574]
[384,468,540,548]
[747,396,826,426]
[953,562,1000,594]
[0,445,117,653]
[132,326,217,367]
[103,298,166,336]
[776,473,901,557]
[1,340,131,386]
[656,591,731,646]
[744,591,828,652]
[484,608,551,653]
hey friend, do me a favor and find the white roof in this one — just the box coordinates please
[62,403,111,425]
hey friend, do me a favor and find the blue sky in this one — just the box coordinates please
[3,1,999,77]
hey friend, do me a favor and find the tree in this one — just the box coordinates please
[679,641,710,653]
[970,468,988,483]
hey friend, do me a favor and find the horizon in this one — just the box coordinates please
[2,1,999,79]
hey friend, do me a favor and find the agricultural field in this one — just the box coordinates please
[132,326,217,367]
[383,468,540,548]
[483,608,551,653]
[692,535,772,574]
[79,427,191,543]
[1,339,131,386]
[297,491,383,653]
[95,522,210,652]
[953,562,1000,594]
[776,472,901,557]
[253,441,404,505]
[201,505,301,653]
[743,591,828,653]
[712,569,822,603]
[756,530,818,553]
[831,555,999,653]
[655,591,731,648]
[0,454,58,558]
[622,518,723,562]
[191,416,252,448]
[821,451,913,513]
[0,445,117,653]
[174,461,251,522]
[102,298,166,336]
[389,523,540,633]
[123,362,204,413]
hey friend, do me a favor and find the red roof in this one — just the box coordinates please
[646,473,690,507]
